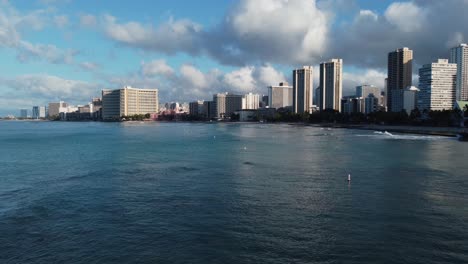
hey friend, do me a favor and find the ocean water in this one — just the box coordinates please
[0,121,467,264]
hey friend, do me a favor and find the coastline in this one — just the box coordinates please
[1,119,465,137]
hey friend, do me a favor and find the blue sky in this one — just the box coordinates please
[1,0,467,116]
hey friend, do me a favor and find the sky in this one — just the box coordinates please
[1,0,468,116]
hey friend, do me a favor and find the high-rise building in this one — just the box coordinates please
[213,93,243,119]
[20,109,28,118]
[48,101,68,117]
[364,94,379,114]
[387,47,413,112]
[268,82,293,109]
[449,43,468,100]
[418,59,457,111]
[102,86,159,120]
[293,66,314,113]
[203,101,215,119]
[242,93,260,110]
[32,106,39,119]
[319,59,343,112]
[189,101,204,116]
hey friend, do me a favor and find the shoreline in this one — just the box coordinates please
[1,119,465,137]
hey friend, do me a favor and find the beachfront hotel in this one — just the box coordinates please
[319,59,343,112]
[292,66,314,114]
[418,59,457,111]
[102,86,159,120]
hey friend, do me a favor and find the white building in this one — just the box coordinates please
[102,86,159,120]
[242,93,260,110]
[449,43,468,101]
[293,66,314,113]
[268,82,293,109]
[319,59,343,112]
[418,59,457,111]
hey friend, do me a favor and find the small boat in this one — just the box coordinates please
[457,132,468,142]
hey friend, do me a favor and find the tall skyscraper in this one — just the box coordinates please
[102,86,159,120]
[449,43,468,101]
[268,82,293,109]
[293,66,313,113]
[32,106,40,119]
[319,59,343,112]
[387,47,413,112]
[418,59,457,111]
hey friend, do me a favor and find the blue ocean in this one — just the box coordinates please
[1,121,467,263]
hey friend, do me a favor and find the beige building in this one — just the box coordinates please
[213,93,243,119]
[319,59,343,112]
[102,86,159,120]
[293,66,314,113]
[387,47,413,112]
[268,82,293,109]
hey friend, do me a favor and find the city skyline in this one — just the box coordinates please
[2,0,468,116]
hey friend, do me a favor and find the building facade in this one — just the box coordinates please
[403,86,419,114]
[319,59,343,112]
[20,109,28,118]
[189,101,204,116]
[213,93,243,119]
[242,93,260,110]
[387,47,413,112]
[268,82,293,109]
[418,59,457,111]
[364,94,379,114]
[449,43,468,101]
[356,85,381,100]
[203,101,215,119]
[102,86,159,120]
[32,106,46,119]
[48,101,68,117]
[293,66,314,113]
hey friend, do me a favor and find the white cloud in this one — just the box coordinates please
[17,41,77,64]
[215,0,330,64]
[79,61,99,71]
[141,59,174,77]
[358,10,378,21]
[79,14,97,27]
[102,15,202,55]
[223,66,256,92]
[343,69,387,95]
[180,64,207,88]
[384,2,425,33]
[254,64,287,86]
[2,74,100,105]
[53,15,68,28]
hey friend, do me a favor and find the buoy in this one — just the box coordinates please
[348,174,351,182]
